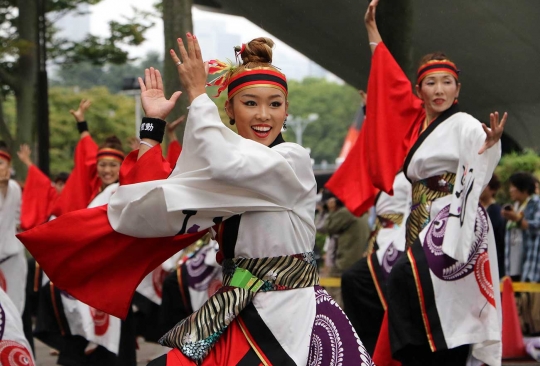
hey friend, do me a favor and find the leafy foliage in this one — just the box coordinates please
[285,77,361,165]
[495,150,540,203]
[3,86,136,175]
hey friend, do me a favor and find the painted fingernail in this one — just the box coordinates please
[187,32,192,37]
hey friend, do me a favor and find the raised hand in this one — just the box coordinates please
[169,33,208,104]
[70,99,92,122]
[358,90,367,106]
[138,67,182,120]
[167,115,185,134]
[478,111,508,154]
[365,0,379,26]
[166,115,185,142]
[17,144,33,167]
[364,0,382,52]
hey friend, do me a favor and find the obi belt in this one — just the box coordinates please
[159,251,319,362]
[405,173,456,248]
[366,213,405,255]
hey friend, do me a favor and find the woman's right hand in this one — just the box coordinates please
[365,0,379,27]
[138,67,182,120]
[70,99,91,122]
[17,144,33,167]
[170,33,208,104]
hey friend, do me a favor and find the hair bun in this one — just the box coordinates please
[239,37,274,65]
[101,135,123,151]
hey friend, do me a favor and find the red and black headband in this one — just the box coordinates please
[0,151,11,163]
[207,46,288,99]
[97,148,124,162]
[227,68,288,99]
[417,60,459,84]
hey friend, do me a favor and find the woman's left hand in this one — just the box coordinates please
[170,33,208,104]
[478,111,508,154]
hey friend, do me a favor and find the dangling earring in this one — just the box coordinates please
[283,117,287,130]
[229,119,236,125]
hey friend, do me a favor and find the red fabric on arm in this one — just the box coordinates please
[364,43,424,194]
[18,143,206,319]
[120,145,172,184]
[17,207,205,319]
[51,135,100,216]
[166,140,182,169]
[20,165,58,230]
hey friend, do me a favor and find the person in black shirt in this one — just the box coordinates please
[480,174,505,277]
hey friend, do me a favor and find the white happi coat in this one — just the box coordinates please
[0,180,27,314]
[61,183,122,355]
[0,287,35,365]
[406,112,502,366]
[107,94,317,365]
[374,172,411,266]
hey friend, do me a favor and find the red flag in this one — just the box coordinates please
[18,145,206,319]
[326,126,378,216]
[326,43,424,215]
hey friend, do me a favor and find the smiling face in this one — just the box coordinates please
[225,87,288,146]
[96,159,121,187]
[416,72,461,120]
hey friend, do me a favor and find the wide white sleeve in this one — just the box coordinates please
[442,114,501,262]
[108,94,315,238]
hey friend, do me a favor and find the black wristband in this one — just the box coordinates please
[140,117,166,143]
[77,121,89,133]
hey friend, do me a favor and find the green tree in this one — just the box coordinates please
[495,150,540,203]
[51,51,163,93]
[0,0,154,177]
[284,78,361,165]
[4,86,136,176]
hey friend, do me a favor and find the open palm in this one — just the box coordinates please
[139,67,181,120]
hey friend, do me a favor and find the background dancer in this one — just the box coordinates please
[0,141,28,317]
[341,171,411,355]
[364,1,506,365]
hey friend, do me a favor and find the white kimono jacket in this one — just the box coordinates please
[0,180,27,314]
[374,172,412,269]
[107,94,318,365]
[405,111,502,365]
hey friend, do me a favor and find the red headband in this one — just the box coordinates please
[227,68,288,99]
[0,151,11,163]
[417,60,459,84]
[97,148,124,162]
[207,59,288,99]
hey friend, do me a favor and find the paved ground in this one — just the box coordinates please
[34,338,167,366]
[33,338,540,366]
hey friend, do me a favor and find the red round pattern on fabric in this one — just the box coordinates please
[90,308,110,336]
[0,340,34,366]
[475,251,495,307]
